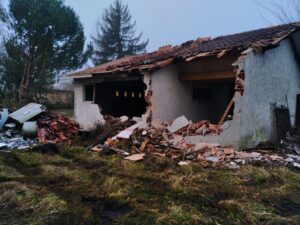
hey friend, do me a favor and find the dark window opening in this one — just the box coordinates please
[95,80,148,118]
[85,84,94,101]
[190,81,235,124]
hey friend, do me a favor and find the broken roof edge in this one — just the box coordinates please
[69,22,300,79]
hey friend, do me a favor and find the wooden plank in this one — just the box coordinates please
[218,97,235,126]
[180,70,235,81]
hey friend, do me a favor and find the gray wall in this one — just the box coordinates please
[74,79,105,130]
[151,65,233,123]
[240,39,300,144]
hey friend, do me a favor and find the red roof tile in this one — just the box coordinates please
[71,22,300,78]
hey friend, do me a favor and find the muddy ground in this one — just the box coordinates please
[0,144,299,225]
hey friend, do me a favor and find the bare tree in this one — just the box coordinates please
[257,0,300,23]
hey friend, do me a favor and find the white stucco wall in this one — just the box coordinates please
[240,39,300,144]
[151,64,233,123]
[74,80,104,130]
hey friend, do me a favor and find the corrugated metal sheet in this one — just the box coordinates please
[9,103,46,124]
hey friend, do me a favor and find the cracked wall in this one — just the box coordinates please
[240,39,300,147]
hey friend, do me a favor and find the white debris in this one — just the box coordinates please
[293,162,300,169]
[167,116,190,133]
[0,143,8,150]
[124,153,145,161]
[178,161,190,166]
[227,161,240,169]
[113,122,142,140]
[132,117,142,123]
[205,156,219,163]
[285,157,294,163]
[120,116,129,123]
[235,159,246,164]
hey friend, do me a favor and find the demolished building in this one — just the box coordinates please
[70,22,300,149]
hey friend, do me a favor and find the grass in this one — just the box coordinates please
[0,145,299,225]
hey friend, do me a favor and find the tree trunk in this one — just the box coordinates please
[19,53,33,107]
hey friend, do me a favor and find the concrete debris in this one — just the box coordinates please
[227,161,240,169]
[9,103,45,124]
[92,116,300,169]
[205,156,219,163]
[132,117,142,123]
[293,162,300,169]
[178,161,190,166]
[111,122,142,140]
[167,116,190,133]
[124,153,145,161]
[175,120,222,136]
[0,104,80,150]
[120,116,129,123]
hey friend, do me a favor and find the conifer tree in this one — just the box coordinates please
[92,0,148,64]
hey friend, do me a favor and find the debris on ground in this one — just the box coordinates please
[0,103,79,150]
[9,103,45,124]
[37,111,79,144]
[124,153,145,161]
[89,115,300,169]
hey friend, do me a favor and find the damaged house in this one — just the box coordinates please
[70,22,300,148]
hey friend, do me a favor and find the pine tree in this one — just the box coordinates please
[0,0,91,106]
[92,0,148,65]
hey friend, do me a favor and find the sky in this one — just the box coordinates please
[64,0,282,52]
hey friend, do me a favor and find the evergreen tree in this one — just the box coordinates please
[0,0,92,106]
[92,0,148,65]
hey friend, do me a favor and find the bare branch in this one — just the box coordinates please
[256,0,300,23]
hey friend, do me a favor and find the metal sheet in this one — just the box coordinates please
[9,103,46,124]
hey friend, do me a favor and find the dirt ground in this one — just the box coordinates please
[0,144,299,225]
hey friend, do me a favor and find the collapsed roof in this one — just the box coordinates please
[71,22,300,78]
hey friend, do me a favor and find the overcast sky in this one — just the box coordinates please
[64,0,283,51]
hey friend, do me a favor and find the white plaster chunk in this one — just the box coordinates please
[293,162,300,169]
[113,122,142,139]
[132,117,142,123]
[205,156,219,163]
[227,162,240,169]
[167,116,190,133]
[120,116,129,123]
[178,161,190,166]
[124,153,145,161]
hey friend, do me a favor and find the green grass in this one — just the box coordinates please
[0,145,299,225]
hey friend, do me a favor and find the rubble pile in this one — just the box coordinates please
[37,112,79,144]
[93,115,300,169]
[0,128,36,150]
[0,103,79,150]
[174,120,222,136]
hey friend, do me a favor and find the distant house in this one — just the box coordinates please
[70,22,300,148]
